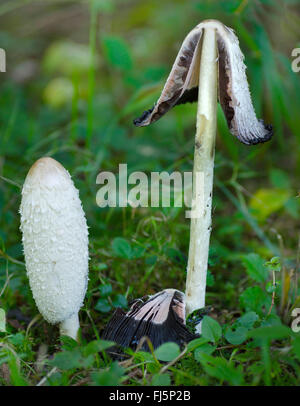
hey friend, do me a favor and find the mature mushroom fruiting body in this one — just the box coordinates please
[134,20,272,331]
[20,157,89,340]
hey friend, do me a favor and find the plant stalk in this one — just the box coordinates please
[185,27,218,323]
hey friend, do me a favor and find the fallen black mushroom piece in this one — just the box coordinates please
[102,289,198,351]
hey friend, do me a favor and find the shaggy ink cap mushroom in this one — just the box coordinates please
[20,157,89,340]
[134,19,273,146]
[133,19,273,327]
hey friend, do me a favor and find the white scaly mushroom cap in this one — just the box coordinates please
[20,157,89,326]
[134,19,272,146]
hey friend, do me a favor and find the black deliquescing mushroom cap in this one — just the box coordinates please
[133,20,273,146]
[102,289,197,351]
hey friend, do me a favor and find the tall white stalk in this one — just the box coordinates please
[185,27,218,319]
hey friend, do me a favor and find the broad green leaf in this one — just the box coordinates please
[151,373,171,386]
[7,333,25,347]
[164,247,187,265]
[112,294,127,308]
[112,237,132,259]
[201,316,222,343]
[96,263,108,271]
[50,349,94,370]
[194,343,216,358]
[285,197,300,219]
[60,335,79,350]
[134,351,155,363]
[95,298,112,313]
[154,342,180,362]
[241,253,268,282]
[249,188,291,222]
[260,314,282,327]
[196,353,244,385]
[240,286,271,315]
[237,312,259,329]
[264,257,281,272]
[131,245,146,259]
[102,36,132,71]
[91,362,125,386]
[225,326,248,345]
[99,283,112,297]
[248,325,291,341]
[186,337,210,352]
[83,340,115,356]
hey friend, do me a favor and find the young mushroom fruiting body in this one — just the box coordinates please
[134,20,272,331]
[20,157,89,340]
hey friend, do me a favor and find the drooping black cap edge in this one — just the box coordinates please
[217,32,273,146]
[133,21,273,146]
[133,107,155,127]
[133,28,202,127]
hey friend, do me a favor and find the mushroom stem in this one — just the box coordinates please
[185,27,218,324]
[59,313,80,341]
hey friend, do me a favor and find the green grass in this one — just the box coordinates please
[0,0,300,386]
